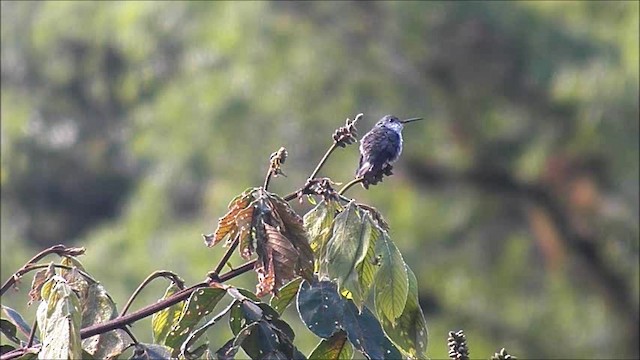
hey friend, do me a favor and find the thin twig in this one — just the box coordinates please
[121,326,139,345]
[263,169,273,191]
[209,237,241,280]
[120,271,186,316]
[338,177,364,196]
[308,143,338,181]
[218,260,256,282]
[0,245,85,296]
[26,318,37,348]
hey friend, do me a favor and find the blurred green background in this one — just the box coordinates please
[1,1,638,358]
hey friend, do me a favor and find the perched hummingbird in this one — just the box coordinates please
[356,115,423,182]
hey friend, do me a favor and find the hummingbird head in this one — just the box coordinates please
[375,115,423,132]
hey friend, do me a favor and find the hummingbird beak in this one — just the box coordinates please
[400,117,423,124]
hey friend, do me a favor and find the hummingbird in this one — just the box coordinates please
[356,115,423,184]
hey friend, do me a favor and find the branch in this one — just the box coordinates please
[120,271,186,316]
[338,177,363,196]
[1,245,85,296]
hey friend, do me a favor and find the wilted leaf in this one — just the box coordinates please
[36,276,83,360]
[374,232,409,324]
[236,205,256,259]
[130,343,172,360]
[165,287,227,350]
[80,283,127,359]
[152,283,184,345]
[270,277,302,315]
[342,301,402,360]
[210,188,259,247]
[296,279,345,339]
[0,319,20,344]
[256,223,301,297]
[1,306,32,339]
[381,266,428,359]
[28,264,55,306]
[308,331,353,360]
[60,256,86,272]
[268,194,314,281]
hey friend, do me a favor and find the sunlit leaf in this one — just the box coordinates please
[60,256,86,272]
[381,266,428,359]
[304,200,340,256]
[270,277,302,315]
[27,263,55,306]
[255,223,300,297]
[374,232,409,324]
[209,188,259,247]
[308,331,353,360]
[320,202,371,305]
[36,276,82,360]
[152,283,184,345]
[1,306,32,340]
[165,287,227,349]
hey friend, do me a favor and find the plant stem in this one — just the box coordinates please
[26,318,37,348]
[338,177,363,196]
[120,271,185,316]
[263,169,273,191]
[0,245,85,296]
[308,142,338,181]
[218,260,256,282]
[209,237,240,280]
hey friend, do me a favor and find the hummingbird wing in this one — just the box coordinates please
[356,128,400,178]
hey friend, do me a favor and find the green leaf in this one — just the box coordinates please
[152,283,184,345]
[321,202,371,294]
[342,301,402,360]
[308,331,353,360]
[1,345,16,356]
[374,232,409,324]
[80,283,127,359]
[270,277,303,315]
[303,199,340,255]
[180,302,235,358]
[296,279,345,339]
[164,287,227,349]
[36,276,83,360]
[0,319,20,344]
[1,306,32,339]
[381,266,428,359]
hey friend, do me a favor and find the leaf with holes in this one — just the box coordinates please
[374,232,409,324]
[152,283,184,345]
[80,283,128,359]
[36,276,83,360]
[209,188,259,247]
[342,300,402,360]
[164,287,227,349]
[308,331,353,360]
[270,277,303,315]
[28,263,55,305]
[296,279,345,339]
[180,302,235,358]
[381,266,428,359]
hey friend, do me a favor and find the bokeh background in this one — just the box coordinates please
[1,1,638,358]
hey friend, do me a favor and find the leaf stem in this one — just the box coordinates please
[120,271,186,317]
[26,317,37,348]
[338,177,364,196]
[263,169,273,191]
[209,237,240,281]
